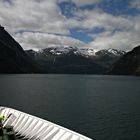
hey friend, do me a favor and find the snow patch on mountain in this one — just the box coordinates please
[107,48,125,56]
[43,46,99,56]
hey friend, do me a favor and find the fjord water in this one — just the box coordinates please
[0,75,140,140]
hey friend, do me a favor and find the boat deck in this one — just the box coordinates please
[0,107,92,140]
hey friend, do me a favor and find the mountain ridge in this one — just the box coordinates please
[26,47,125,74]
[29,46,125,57]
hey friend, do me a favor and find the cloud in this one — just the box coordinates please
[0,0,140,51]
[0,0,70,34]
[89,30,140,51]
[75,9,134,31]
[14,32,86,50]
[72,8,140,51]
[72,0,101,6]
[131,0,140,10]
[88,14,140,51]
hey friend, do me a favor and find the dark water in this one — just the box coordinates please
[0,74,140,140]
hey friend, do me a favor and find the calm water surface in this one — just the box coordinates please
[0,74,140,140]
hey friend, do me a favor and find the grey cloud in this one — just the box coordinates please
[14,32,86,50]
[75,10,134,31]
[131,0,140,10]
[89,22,140,51]
[0,0,69,34]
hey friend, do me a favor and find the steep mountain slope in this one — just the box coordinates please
[0,25,39,73]
[109,46,140,75]
[94,49,125,68]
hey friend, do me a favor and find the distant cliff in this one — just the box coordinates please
[109,46,140,76]
[0,25,39,73]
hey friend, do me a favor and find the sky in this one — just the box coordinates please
[0,0,140,51]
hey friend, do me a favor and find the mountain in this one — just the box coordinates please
[95,48,125,57]
[0,25,39,73]
[94,48,125,65]
[109,45,140,75]
[26,49,105,74]
[39,46,96,56]
[26,47,125,74]
[35,46,125,57]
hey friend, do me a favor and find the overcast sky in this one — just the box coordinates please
[0,0,140,51]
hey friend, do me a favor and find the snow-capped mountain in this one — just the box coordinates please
[37,46,125,57]
[75,48,96,56]
[44,46,77,55]
[95,48,126,57]
[25,46,126,74]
